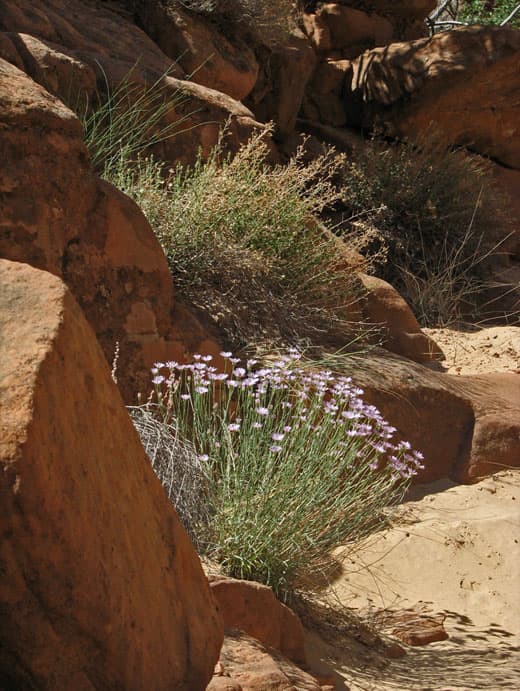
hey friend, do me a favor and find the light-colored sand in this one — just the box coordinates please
[306,471,520,690]
[424,325,520,375]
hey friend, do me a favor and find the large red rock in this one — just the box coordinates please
[207,631,322,691]
[307,4,393,52]
[0,0,266,166]
[134,2,259,101]
[0,259,223,689]
[359,273,444,363]
[0,58,224,402]
[209,578,306,666]
[347,350,520,483]
[346,26,520,169]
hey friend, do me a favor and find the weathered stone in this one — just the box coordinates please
[0,59,225,402]
[383,609,449,646]
[0,258,223,690]
[346,350,520,483]
[209,577,306,666]
[134,2,259,101]
[304,57,351,126]
[212,631,322,691]
[316,4,393,50]
[347,26,520,169]
[360,274,444,363]
[0,0,268,166]
[247,31,317,139]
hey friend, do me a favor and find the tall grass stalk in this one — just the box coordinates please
[81,64,195,178]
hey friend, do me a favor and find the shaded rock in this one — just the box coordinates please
[347,26,520,169]
[210,631,322,691]
[0,258,223,690]
[134,1,259,101]
[0,0,267,166]
[309,4,393,52]
[363,0,436,20]
[359,273,444,363]
[484,163,520,320]
[0,31,97,105]
[247,31,317,139]
[209,577,306,666]
[303,57,351,126]
[346,350,520,482]
[454,373,520,481]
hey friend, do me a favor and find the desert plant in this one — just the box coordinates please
[109,130,363,348]
[80,65,193,178]
[147,350,424,599]
[338,135,505,326]
[128,404,211,550]
[458,0,520,26]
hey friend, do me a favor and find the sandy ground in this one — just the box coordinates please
[305,471,520,690]
[424,325,520,375]
[305,327,520,689]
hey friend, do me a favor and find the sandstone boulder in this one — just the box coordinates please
[360,273,444,363]
[0,259,223,689]
[0,0,266,166]
[303,57,351,126]
[307,4,393,52]
[134,2,259,101]
[0,58,229,402]
[209,578,306,666]
[207,631,322,691]
[346,26,520,169]
[346,350,520,483]
[247,31,316,139]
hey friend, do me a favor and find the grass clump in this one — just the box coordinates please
[338,135,506,326]
[144,350,424,599]
[80,65,192,179]
[109,130,362,349]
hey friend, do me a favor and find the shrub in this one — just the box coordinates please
[338,135,506,326]
[109,130,363,349]
[147,350,424,599]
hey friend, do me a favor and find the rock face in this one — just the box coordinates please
[134,1,259,102]
[0,58,225,402]
[209,578,306,666]
[348,350,520,483]
[246,31,317,139]
[0,58,176,401]
[0,0,265,165]
[359,273,443,364]
[0,259,223,689]
[346,26,520,169]
[207,631,322,691]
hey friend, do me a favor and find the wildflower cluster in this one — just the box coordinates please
[151,349,423,480]
[148,349,424,597]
